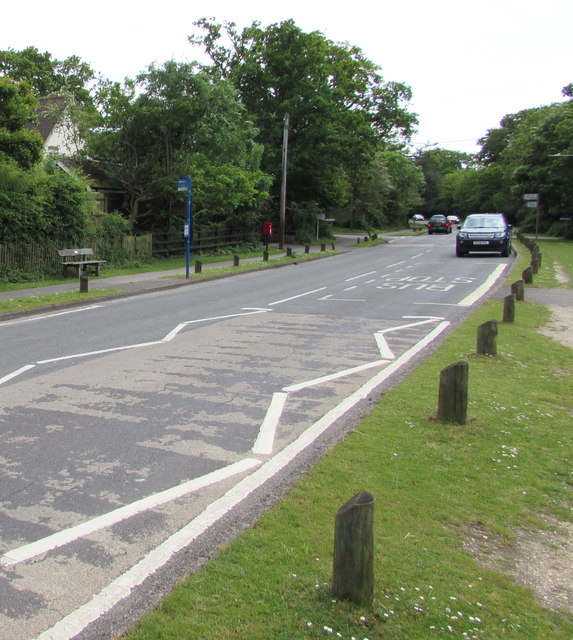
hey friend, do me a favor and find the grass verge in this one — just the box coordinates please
[0,289,122,314]
[123,243,573,639]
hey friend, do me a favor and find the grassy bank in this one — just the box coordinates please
[0,289,123,313]
[122,241,572,639]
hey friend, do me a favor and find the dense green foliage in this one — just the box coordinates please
[189,19,419,236]
[422,91,573,235]
[0,158,94,243]
[0,46,96,107]
[1,32,571,246]
[0,78,43,169]
[84,63,271,232]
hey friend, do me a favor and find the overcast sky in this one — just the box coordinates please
[3,0,571,154]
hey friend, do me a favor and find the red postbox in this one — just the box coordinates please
[262,222,273,236]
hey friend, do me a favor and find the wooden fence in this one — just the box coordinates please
[0,234,153,276]
[152,228,255,257]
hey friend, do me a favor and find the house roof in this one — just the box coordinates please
[32,96,67,142]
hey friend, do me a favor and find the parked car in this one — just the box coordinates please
[455,213,512,257]
[409,214,426,225]
[427,214,452,234]
[447,215,460,225]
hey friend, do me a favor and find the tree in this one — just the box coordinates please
[84,62,271,231]
[0,77,43,169]
[189,19,417,214]
[474,90,573,234]
[0,47,95,107]
[0,158,94,245]
[413,148,473,215]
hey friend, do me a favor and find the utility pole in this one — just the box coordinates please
[279,113,289,250]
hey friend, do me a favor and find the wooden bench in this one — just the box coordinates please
[58,248,107,278]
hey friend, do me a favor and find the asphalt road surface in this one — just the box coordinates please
[0,233,512,639]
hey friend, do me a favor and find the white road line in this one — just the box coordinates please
[344,271,376,282]
[36,342,163,364]
[386,261,405,268]
[268,287,327,306]
[35,321,451,640]
[457,264,507,306]
[0,364,36,386]
[378,317,445,333]
[2,310,271,381]
[283,360,388,393]
[252,392,289,455]
[162,323,189,342]
[374,334,395,359]
[0,305,104,327]
[1,458,261,568]
[181,310,270,324]
[319,297,367,302]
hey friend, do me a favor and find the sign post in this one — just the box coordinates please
[523,193,539,239]
[178,177,192,278]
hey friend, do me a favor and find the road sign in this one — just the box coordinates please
[177,177,193,277]
[523,193,538,201]
[526,201,538,208]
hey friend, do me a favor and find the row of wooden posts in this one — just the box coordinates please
[332,237,542,606]
[191,243,337,273]
[437,236,541,426]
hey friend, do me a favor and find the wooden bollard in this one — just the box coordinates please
[531,254,541,274]
[263,250,269,262]
[503,294,515,323]
[233,254,240,267]
[304,245,310,254]
[364,236,369,242]
[79,273,89,293]
[477,320,498,356]
[437,361,469,425]
[332,491,374,606]
[194,260,202,273]
[511,279,525,301]
[522,266,533,284]
[331,242,336,250]
[286,247,292,257]
[321,243,326,252]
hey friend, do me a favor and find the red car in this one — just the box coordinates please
[427,214,452,234]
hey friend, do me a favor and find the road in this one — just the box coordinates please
[0,233,511,640]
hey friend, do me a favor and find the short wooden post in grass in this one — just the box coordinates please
[321,243,326,252]
[522,266,533,284]
[263,250,269,262]
[477,320,498,356]
[531,253,542,274]
[304,245,310,254]
[437,360,469,425]
[331,242,336,250]
[79,273,89,293]
[194,260,202,274]
[332,491,375,607]
[233,254,240,267]
[511,279,525,301]
[503,294,515,323]
[286,247,292,257]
